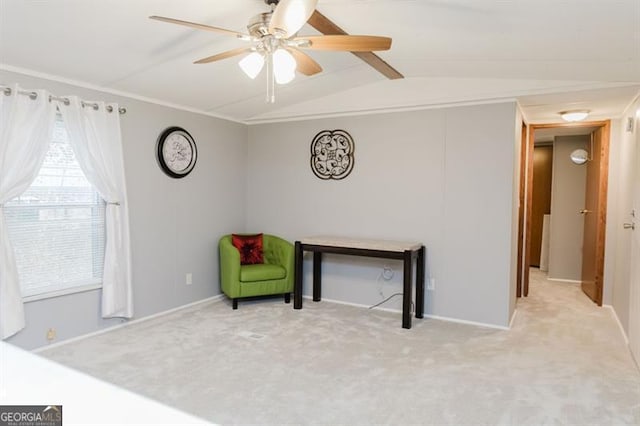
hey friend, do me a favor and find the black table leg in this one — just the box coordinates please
[402,250,412,329]
[416,246,425,318]
[294,241,303,309]
[313,251,322,302]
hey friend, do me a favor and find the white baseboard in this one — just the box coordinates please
[35,292,511,353]
[423,313,510,331]
[33,294,224,353]
[603,304,630,345]
[304,295,510,331]
[547,278,582,284]
[509,309,518,329]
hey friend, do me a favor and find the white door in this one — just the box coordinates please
[629,114,640,367]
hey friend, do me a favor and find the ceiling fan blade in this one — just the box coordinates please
[350,52,403,80]
[296,35,391,52]
[268,0,318,38]
[149,15,248,38]
[194,47,251,64]
[288,49,322,76]
[306,10,403,79]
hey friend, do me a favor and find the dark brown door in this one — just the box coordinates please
[581,127,609,305]
[530,146,553,266]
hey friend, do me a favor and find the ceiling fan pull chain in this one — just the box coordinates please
[266,52,275,104]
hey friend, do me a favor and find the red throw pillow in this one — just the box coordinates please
[232,233,264,265]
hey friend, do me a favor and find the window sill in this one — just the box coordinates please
[23,283,102,303]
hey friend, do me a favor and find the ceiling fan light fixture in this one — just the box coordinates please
[275,70,295,85]
[560,110,590,122]
[239,52,265,79]
[273,48,296,84]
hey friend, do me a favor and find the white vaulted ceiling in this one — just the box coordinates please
[1,0,639,123]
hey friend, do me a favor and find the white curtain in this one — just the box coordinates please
[58,97,133,318]
[0,85,56,339]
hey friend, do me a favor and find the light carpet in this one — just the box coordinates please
[40,269,640,425]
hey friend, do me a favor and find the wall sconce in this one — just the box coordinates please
[570,148,589,165]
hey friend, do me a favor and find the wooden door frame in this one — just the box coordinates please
[520,120,611,304]
[516,123,527,298]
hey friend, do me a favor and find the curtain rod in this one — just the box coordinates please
[0,85,126,114]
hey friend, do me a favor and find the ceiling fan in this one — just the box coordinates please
[150,0,401,103]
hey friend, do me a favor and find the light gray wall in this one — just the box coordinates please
[2,70,247,350]
[246,102,518,327]
[1,70,521,344]
[548,135,588,281]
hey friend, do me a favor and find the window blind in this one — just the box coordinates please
[4,117,106,298]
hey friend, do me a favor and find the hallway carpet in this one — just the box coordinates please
[41,269,640,425]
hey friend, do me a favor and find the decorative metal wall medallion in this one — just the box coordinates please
[310,129,355,180]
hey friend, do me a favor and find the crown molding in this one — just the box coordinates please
[244,97,520,125]
[0,64,244,124]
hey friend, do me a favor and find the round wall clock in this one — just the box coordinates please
[156,126,197,178]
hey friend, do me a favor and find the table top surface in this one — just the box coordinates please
[299,236,422,252]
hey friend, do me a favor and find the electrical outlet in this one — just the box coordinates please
[186,273,193,285]
[427,278,435,291]
[46,328,56,341]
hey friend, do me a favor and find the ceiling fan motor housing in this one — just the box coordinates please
[248,12,273,38]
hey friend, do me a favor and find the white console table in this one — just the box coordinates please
[293,236,425,329]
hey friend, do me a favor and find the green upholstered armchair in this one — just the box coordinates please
[219,234,294,309]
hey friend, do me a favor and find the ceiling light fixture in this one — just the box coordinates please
[560,110,590,122]
[235,0,310,103]
[239,52,265,79]
[238,42,297,103]
[273,48,296,84]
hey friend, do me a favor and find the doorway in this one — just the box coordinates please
[519,121,611,305]
[530,143,553,269]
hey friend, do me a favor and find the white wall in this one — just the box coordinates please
[2,70,248,350]
[548,135,588,281]
[509,107,524,322]
[628,98,640,365]
[604,120,622,306]
[246,102,519,328]
[610,95,640,336]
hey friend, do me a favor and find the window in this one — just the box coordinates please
[5,116,106,299]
